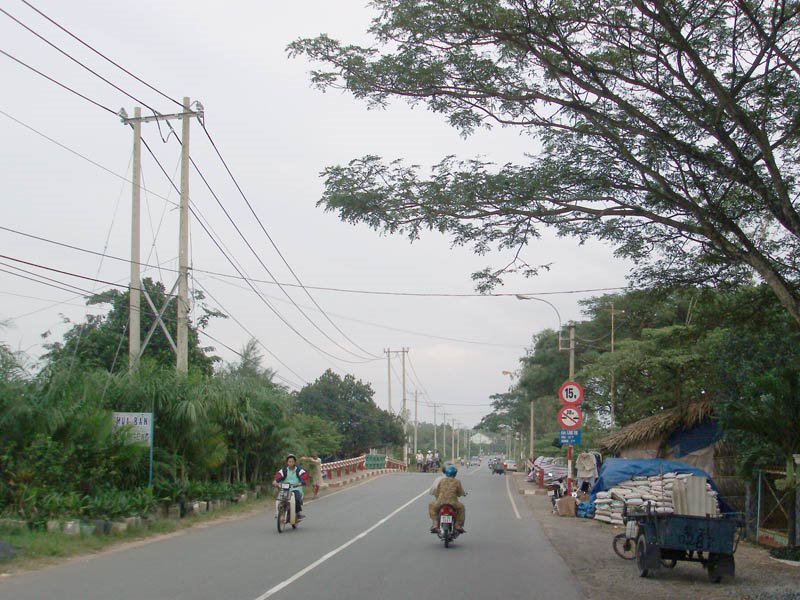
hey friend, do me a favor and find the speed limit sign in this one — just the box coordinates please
[559,381,584,405]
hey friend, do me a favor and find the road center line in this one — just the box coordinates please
[505,474,521,520]
[252,488,428,600]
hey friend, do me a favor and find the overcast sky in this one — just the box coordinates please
[0,1,632,428]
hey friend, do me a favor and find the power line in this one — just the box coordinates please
[0,264,92,296]
[192,279,308,387]
[0,48,116,114]
[197,329,302,390]
[200,123,381,361]
[138,138,376,367]
[0,222,627,301]
[186,153,378,363]
[18,0,183,108]
[204,272,523,349]
[0,6,156,112]
[0,108,178,207]
[0,254,133,292]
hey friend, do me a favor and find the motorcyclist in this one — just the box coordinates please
[272,454,309,519]
[429,464,466,534]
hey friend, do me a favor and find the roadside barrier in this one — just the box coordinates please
[384,457,408,471]
[320,455,406,489]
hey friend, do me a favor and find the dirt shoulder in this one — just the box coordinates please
[512,474,799,600]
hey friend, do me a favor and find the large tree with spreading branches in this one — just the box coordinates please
[290,0,800,323]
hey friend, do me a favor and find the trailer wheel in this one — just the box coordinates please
[636,534,650,578]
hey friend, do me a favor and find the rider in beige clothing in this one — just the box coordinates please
[429,465,466,533]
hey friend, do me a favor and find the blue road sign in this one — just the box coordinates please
[560,429,582,445]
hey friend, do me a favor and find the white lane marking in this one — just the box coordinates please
[253,488,428,600]
[505,474,521,520]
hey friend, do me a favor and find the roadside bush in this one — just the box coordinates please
[770,546,800,562]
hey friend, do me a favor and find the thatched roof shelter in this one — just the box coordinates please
[599,399,715,454]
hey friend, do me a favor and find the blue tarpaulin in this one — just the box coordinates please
[668,419,723,458]
[589,458,734,513]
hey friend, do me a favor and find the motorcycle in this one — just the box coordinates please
[275,482,302,533]
[433,504,463,548]
[432,490,467,548]
[546,477,567,513]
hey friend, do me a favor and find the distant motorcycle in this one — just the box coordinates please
[275,482,302,533]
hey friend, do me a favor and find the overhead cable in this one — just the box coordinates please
[193,279,308,387]
[18,0,183,108]
[0,6,156,112]
[138,139,374,367]
[0,48,116,115]
[200,123,381,360]
[186,153,378,362]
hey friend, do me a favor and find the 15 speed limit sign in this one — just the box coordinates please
[559,381,584,405]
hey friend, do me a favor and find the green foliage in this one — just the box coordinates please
[42,277,222,375]
[295,369,404,455]
[288,413,344,457]
[290,1,800,325]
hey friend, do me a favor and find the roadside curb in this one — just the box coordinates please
[322,468,402,490]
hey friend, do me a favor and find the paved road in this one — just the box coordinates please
[0,466,584,600]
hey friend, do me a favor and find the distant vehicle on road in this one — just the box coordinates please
[504,460,517,472]
[469,456,481,466]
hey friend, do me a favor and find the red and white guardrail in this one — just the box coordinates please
[318,454,407,489]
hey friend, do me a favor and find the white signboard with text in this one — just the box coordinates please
[113,412,153,447]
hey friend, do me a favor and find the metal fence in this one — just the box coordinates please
[744,468,797,547]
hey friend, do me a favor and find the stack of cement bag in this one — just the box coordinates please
[593,472,721,525]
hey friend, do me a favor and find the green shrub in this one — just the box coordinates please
[770,546,800,561]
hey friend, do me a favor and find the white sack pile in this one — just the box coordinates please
[593,473,721,524]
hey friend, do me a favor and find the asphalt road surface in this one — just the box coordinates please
[0,466,584,600]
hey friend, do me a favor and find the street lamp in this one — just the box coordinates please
[504,368,535,462]
[515,294,567,351]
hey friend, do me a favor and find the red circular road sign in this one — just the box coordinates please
[557,406,583,430]
[559,381,584,405]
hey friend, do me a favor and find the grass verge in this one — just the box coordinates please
[0,496,276,576]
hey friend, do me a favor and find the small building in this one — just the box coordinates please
[599,399,723,477]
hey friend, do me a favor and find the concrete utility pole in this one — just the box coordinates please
[451,417,455,461]
[385,349,392,413]
[569,322,576,380]
[401,347,408,464]
[128,107,142,370]
[176,97,191,374]
[121,99,202,375]
[413,390,418,454]
[441,411,448,461]
[433,404,438,452]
